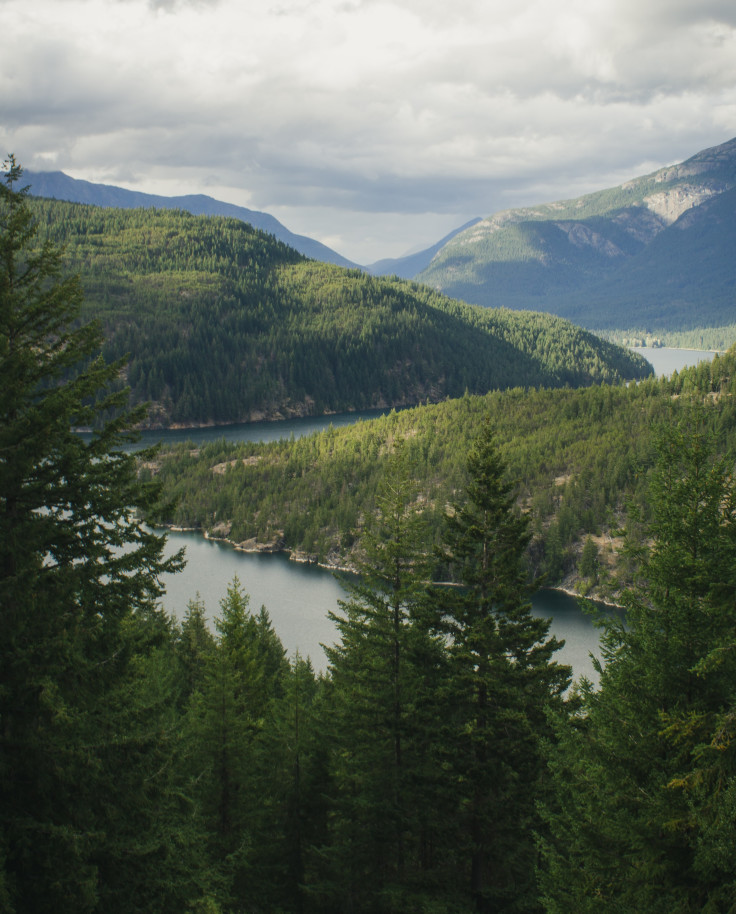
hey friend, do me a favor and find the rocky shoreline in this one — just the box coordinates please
[192,526,356,574]
[164,524,621,602]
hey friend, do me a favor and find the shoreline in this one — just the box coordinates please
[162,524,621,603]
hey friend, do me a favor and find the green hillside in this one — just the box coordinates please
[416,137,736,334]
[149,345,736,589]
[31,197,650,426]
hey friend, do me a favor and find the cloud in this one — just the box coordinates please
[2,0,735,262]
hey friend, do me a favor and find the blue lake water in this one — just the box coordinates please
[138,372,679,683]
[91,346,725,682]
[132,408,392,451]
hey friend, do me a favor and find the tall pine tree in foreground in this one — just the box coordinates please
[433,420,570,913]
[181,578,291,911]
[0,157,190,912]
[321,438,450,912]
[540,407,736,912]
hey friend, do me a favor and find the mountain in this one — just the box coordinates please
[30,196,651,428]
[414,137,736,332]
[24,169,359,269]
[366,218,482,278]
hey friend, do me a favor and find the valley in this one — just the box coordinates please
[413,136,736,335]
[6,134,736,912]
[148,345,735,597]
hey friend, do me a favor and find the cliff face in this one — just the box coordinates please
[643,182,725,226]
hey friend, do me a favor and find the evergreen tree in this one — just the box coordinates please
[176,594,217,703]
[0,156,188,911]
[540,408,736,912]
[183,578,289,911]
[434,420,570,913]
[579,535,599,582]
[321,439,449,912]
[265,653,332,914]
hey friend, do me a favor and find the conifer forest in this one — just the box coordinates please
[3,158,736,912]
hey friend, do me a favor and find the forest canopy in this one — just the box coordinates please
[5,157,736,913]
[28,195,651,427]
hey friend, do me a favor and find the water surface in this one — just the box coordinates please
[130,409,391,452]
[160,529,605,683]
[630,346,718,378]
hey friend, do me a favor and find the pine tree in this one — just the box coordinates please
[176,594,217,703]
[434,420,570,913]
[0,157,187,912]
[263,653,332,914]
[183,578,289,910]
[321,438,449,911]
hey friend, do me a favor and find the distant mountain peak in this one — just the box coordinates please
[367,218,482,278]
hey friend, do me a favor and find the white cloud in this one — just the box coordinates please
[1,0,734,262]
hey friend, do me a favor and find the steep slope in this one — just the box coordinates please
[415,137,736,331]
[366,218,482,278]
[30,197,651,427]
[25,169,358,268]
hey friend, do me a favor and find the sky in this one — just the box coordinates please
[2,0,735,265]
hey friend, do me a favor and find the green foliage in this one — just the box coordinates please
[600,324,736,352]
[0,158,200,911]
[578,536,599,581]
[430,422,570,911]
[319,442,451,911]
[150,346,736,589]
[27,195,650,427]
[8,152,736,912]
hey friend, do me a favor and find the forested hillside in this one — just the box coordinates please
[416,136,736,335]
[150,346,736,590]
[30,197,650,426]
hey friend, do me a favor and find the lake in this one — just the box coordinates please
[630,346,718,377]
[130,408,392,452]
[158,528,609,684]
[121,349,714,454]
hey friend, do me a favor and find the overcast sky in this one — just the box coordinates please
[2,0,735,264]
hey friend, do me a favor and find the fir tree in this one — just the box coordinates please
[321,439,449,912]
[182,578,289,911]
[434,420,570,913]
[540,407,736,912]
[0,156,189,912]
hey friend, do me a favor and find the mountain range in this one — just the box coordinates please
[24,169,359,269]
[29,196,651,427]
[25,135,736,333]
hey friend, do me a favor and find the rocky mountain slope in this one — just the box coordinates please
[415,137,736,332]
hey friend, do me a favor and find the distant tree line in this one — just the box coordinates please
[149,346,736,589]
[600,324,736,352]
